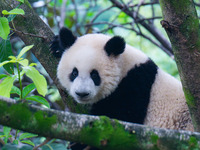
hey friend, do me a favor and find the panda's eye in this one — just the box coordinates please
[70,67,78,82]
[90,69,101,86]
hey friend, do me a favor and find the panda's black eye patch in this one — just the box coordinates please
[70,67,78,82]
[90,69,101,86]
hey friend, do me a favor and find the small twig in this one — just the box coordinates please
[85,21,174,58]
[60,0,68,28]
[83,146,92,150]
[53,0,59,29]
[135,16,162,23]
[194,2,200,7]
[14,130,19,140]
[85,5,114,33]
[128,1,159,7]
[33,137,52,150]
[71,0,79,33]
[0,138,5,145]
[12,29,48,40]
[134,0,145,19]
[150,0,155,24]
[81,2,93,32]
[110,0,173,56]
[85,21,132,28]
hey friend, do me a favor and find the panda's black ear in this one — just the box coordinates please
[50,27,77,58]
[104,36,125,56]
[59,27,77,49]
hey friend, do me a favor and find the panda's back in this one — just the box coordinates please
[145,69,193,131]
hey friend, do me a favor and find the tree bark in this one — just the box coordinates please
[159,0,200,131]
[0,0,88,113]
[0,96,200,150]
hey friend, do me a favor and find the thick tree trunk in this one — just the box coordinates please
[0,0,88,113]
[0,96,200,150]
[159,0,200,131]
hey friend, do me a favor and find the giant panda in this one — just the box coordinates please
[50,27,194,131]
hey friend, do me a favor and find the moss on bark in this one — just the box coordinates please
[159,0,200,131]
[1,96,200,149]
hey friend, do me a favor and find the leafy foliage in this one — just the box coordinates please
[23,66,47,97]
[0,39,14,74]
[0,126,37,147]
[0,17,10,40]
[0,76,17,98]
[0,45,48,104]
[0,2,50,147]
[26,96,50,108]
[22,83,36,99]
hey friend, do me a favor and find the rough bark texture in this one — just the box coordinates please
[0,0,88,113]
[0,96,200,150]
[159,0,200,131]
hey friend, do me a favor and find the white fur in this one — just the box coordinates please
[57,34,148,104]
[144,69,193,131]
[70,76,99,104]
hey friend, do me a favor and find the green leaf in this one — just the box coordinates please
[0,60,16,68]
[26,96,50,108]
[19,133,37,141]
[8,56,16,60]
[0,76,17,98]
[3,126,11,136]
[22,83,36,99]
[17,45,34,59]
[13,139,19,144]
[3,126,11,144]
[0,135,6,138]
[16,0,24,3]
[0,39,14,74]
[21,140,35,147]
[0,17,10,40]
[23,66,47,96]
[0,74,7,80]
[7,1,22,22]
[7,14,16,22]
[0,60,10,68]
[2,8,25,15]
[19,59,29,67]
[10,86,21,96]
[29,63,37,67]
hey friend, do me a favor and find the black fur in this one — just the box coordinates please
[50,27,77,58]
[104,36,125,56]
[91,59,158,124]
[90,69,101,86]
[50,35,65,58]
[69,67,79,82]
[59,27,77,49]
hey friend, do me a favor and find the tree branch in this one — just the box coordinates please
[85,21,174,58]
[0,96,200,149]
[60,0,68,28]
[110,0,173,56]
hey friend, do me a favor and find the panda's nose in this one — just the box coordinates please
[75,92,89,98]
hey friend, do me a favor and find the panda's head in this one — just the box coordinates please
[52,27,126,104]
